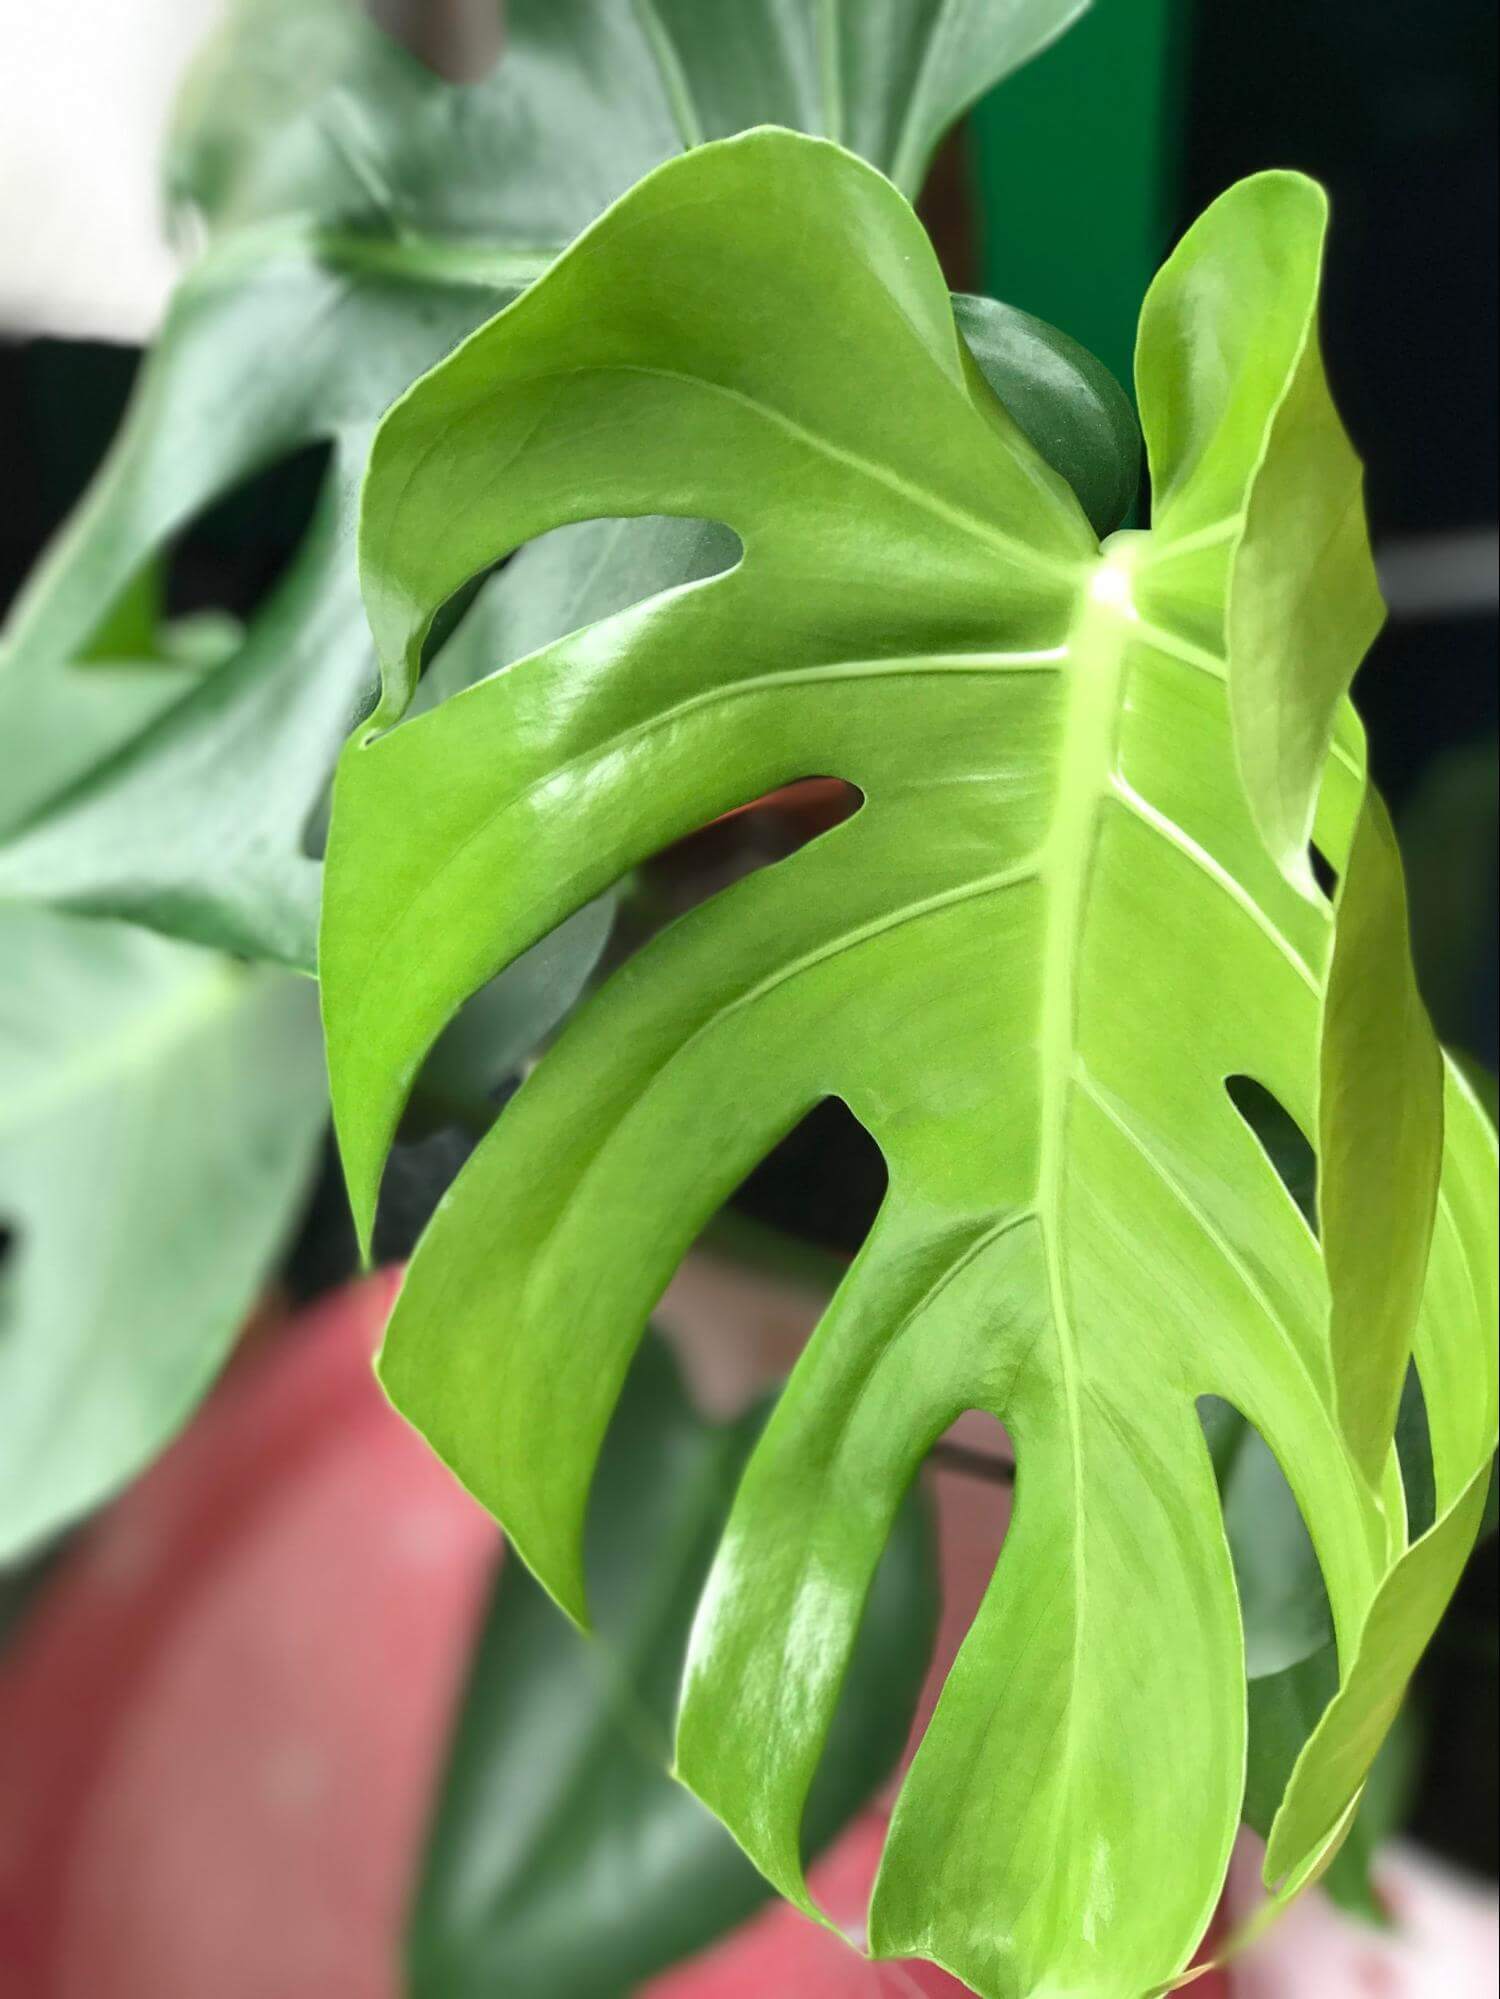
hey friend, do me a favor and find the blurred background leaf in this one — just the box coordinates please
[0,906,325,1562]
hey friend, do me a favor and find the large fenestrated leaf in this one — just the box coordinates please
[0,907,325,1562]
[0,0,1090,969]
[411,1335,935,1999]
[320,134,1498,1996]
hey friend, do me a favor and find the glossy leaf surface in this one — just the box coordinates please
[322,135,1498,1995]
[0,908,324,1561]
[0,0,1089,969]
[412,1337,935,1999]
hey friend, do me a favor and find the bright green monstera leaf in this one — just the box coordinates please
[321,134,1497,1996]
[0,0,1090,970]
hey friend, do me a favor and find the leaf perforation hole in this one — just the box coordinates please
[724,1096,884,1260]
[407,515,744,723]
[928,1409,1016,1489]
[623,778,865,947]
[1395,1363,1437,1541]
[652,1098,884,1423]
[794,1449,940,1873]
[915,1410,1017,1772]
[921,1408,1016,1666]
[160,439,333,628]
[284,1128,483,1302]
[1225,1075,1318,1234]
[1202,1397,1336,1682]
[798,1410,1016,1882]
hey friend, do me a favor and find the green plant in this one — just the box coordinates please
[412,1334,935,1997]
[1,4,1496,1995]
[0,1,1129,1991]
[0,0,1081,1561]
[320,131,1496,1995]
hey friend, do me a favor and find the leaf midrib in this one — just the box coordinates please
[1028,548,1136,1850]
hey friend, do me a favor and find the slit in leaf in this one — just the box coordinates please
[1226,1074,1318,1232]
[161,438,332,627]
[1208,1398,1335,1680]
[407,514,743,721]
[1309,841,1339,900]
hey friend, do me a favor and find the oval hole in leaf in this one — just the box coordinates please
[160,439,332,627]
[927,1409,1015,1489]
[629,778,865,951]
[406,515,744,722]
[729,1097,886,1259]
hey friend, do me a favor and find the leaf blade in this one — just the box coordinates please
[323,132,1495,1995]
[0,909,325,1561]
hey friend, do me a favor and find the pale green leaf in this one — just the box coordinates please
[316,132,1496,1995]
[1136,172,1386,887]
[1318,780,1444,1489]
[1267,1058,1497,1887]
[0,240,521,967]
[1244,1642,1418,1926]
[168,0,1087,233]
[0,908,325,1562]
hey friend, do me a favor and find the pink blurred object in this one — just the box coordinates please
[653,1816,971,1998]
[0,1273,978,1999]
[0,1273,495,1999]
[0,1275,963,1999]
[0,1267,1479,1999]
[1223,1838,1499,1999]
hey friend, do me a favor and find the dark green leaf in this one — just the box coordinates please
[952,292,1139,535]
[410,1337,935,1999]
